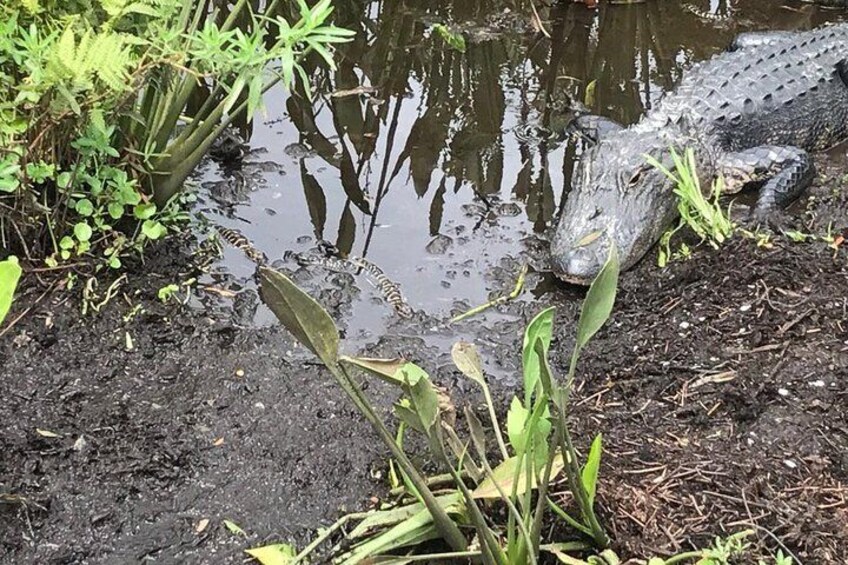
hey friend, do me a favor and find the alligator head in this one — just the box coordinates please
[551,127,695,285]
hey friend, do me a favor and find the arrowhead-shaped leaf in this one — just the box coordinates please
[258,267,339,367]
[451,341,485,386]
[522,307,555,405]
[574,246,619,354]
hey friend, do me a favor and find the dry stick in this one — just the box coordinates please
[741,488,804,565]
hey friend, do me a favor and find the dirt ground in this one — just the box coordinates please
[1,154,847,564]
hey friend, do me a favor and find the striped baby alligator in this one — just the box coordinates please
[214,225,414,319]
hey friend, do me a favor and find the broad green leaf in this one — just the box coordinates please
[0,257,22,326]
[522,307,555,405]
[245,543,296,565]
[75,199,94,216]
[341,356,407,386]
[133,203,156,220]
[574,245,619,354]
[581,434,603,504]
[259,267,339,367]
[108,202,124,219]
[506,396,529,453]
[450,341,484,386]
[141,220,167,240]
[472,452,564,499]
[73,222,92,243]
[393,399,424,434]
[402,364,439,435]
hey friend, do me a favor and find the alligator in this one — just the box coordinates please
[214,225,414,319]
[551,22,848,284]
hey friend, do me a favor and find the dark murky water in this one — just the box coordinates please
[195,0,846,350]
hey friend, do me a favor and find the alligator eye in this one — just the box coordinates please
[628,167,646,186]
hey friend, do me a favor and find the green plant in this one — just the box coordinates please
[251,246,620,563]
[645,530,797,565]
[432,24,466,53]
[0,256,22,326]
[648,148,734,267]
[1,0,352,268]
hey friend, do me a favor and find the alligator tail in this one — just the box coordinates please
[214,226,268,266]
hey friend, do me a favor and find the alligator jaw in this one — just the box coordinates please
[553,271,594,287]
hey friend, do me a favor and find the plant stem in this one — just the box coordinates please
[291,510,373,564]
[335,364,468,554]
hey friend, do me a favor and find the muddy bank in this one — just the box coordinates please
[2,158,847,563]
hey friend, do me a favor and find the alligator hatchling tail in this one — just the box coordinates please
[214,225,268,266]
[683,3,732,21]
[348,256,415,319]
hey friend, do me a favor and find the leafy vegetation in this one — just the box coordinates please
[253,246,796,564]
[1,0,352,270]
[254,246,619,563]
[646,148,734,267]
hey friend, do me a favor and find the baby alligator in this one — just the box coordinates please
[551,22,848,284]
[214,225,414,319]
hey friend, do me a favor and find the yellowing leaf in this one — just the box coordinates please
[245,543,297,565]
[0,256,22,326]
[340,356,408,386]
[472,452,564,499]
[451,341,485,386]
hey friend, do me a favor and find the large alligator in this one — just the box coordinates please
[551,22,848,284]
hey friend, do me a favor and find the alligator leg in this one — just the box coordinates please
[566,114,624,145]
[719,146,815,218]
[728,31,796,51]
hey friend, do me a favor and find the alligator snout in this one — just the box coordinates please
[551,229,610,285]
